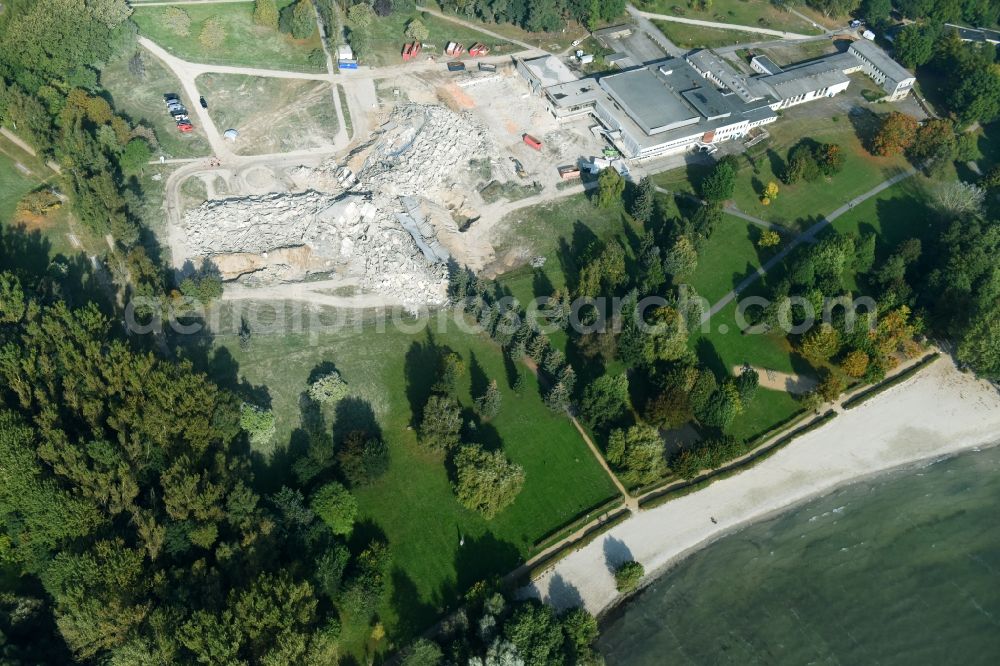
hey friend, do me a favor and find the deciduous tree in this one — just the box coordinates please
[310,482,357,535]
[453,445,525,519]
[253,0,280,28]
[871,112,918,156]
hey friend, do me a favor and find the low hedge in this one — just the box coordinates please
[638,410,838,510]
[530,495,625,553]
[842,353,940,410]
[524,508,632,582]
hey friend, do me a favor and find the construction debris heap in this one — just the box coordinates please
[181,104,501,307]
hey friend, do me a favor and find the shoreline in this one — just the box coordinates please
[523,356,1000,616]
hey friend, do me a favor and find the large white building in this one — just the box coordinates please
[518,39,915,161]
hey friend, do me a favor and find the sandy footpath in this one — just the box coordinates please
[525,356,1000,614]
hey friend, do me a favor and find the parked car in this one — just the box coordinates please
[163,93,180,103]
[199,96,208,109]
[169,107,188,117]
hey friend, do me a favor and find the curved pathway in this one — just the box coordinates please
[700,168,918,323]
[632,7,815,40]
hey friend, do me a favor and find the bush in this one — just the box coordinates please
[198,18,227,49]
[239,403,275,446]
[614,560,644,593]
[164,7,191,36]
[310,481,357,535]
[308,370,349,404]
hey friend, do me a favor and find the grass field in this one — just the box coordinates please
[0,144,43,223]
[101,50,212,159]
[196,73,338,155]
[636,0,821,35]
[653,20,768,49]
[728,95,911,230]
[132,1,324,72]
[0,136,93,257]
[347,9,517,67]
[196,312,618,653]
[687,213,778,304]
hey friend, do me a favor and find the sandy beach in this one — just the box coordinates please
[525,356,1000,614]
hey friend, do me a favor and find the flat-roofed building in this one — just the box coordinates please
[536,57,778,160]
[517,39,915,161]
[516,55,577,94]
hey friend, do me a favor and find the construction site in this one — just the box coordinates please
[166,52,614,310]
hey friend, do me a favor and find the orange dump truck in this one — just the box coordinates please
[522,134,542,150]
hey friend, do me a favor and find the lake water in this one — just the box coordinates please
[597,445,1000,665]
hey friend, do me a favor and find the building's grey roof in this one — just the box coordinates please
[521,55,577,88]
[849,40,913,83]
[751,55,783,74]
[605,52,636,69]
[758,54,852,98]
[686,50,763,103]
[765,67,849,99]
[600,66,698,133]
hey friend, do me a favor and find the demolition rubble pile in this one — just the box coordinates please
[181,104,499,306]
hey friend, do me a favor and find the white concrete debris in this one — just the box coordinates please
[181,103,501,307]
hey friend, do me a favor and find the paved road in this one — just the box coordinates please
[625,5,685,57]
[313,2,350,148]
[700,168,918,324]
[632,7,815,40]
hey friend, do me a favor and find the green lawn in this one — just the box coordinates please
[132,1,324,72]
[653,20,768,49]
[347,9,517,67]
[195,311,618,653]
[727,387,803,443]
[0,145,41,222]
[687,213,777,304]
[636,0,821,35]
[196,73,338,155]
[0,137,92,258]
[101,50,212,159]
[729,100,911,230]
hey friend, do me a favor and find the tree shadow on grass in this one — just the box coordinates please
[388,568,438,645]
[502,352,521,391]
[404,332,442,429]
[332,396,382,444]
[765,148,785,180]
[468,351,489,401]
[454,531,521,595]
[696,338,728,380]
[847,106,881,154]
[532,267,555,299]
[346,518,388,556]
